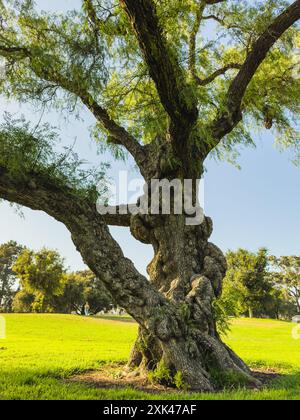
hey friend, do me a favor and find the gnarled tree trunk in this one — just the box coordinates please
[128,211,255,390]
[0,164,257,391]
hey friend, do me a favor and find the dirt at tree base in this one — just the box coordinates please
[66,363,282,395]
[67,363,172,395]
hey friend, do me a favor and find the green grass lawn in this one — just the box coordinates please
[0,314,300,400]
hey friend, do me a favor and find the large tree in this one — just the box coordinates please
[0,0,299,390]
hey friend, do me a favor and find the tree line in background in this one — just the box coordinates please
[0,241,115,314]
[0,241,299,320]
[219,248,300,320]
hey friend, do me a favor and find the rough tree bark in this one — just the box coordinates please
[125,157,254,389]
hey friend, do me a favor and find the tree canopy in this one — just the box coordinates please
[0,0,299,172]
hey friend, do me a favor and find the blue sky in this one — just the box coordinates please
[0,0,300,276]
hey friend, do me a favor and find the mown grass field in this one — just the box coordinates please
[0,314,300,400]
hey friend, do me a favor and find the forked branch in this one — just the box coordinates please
[208,0,300,149]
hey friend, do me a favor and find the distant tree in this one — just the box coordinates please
[0,241,24,312]
[270,256,300,314]
[56,272,86,314]
[12,289,35,313]
[57,270,114,315]
[13,248,65,313]
[12,259,114,315]
[222,248,272,318]
[81,271,115,315]
[265,287,297,320]
[218,274,246,318]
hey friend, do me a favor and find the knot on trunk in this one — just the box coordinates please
[199,216,213,240]
[130,214,153,244]
[186,275,216,334]
[203,243,227,297]
[147,308,183,342]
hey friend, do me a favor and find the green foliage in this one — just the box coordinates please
[58,270,114,315]
[0,241,24,312]
[13,248,65,297]
[148,361,173,387]
[213,298,230,337]
[0,113,109,200]
[57,272,87,314]
[173,371,187,391]
[218,248,300,320]
[179,302,191,322]
[0,0,299,159]
[0,1,108,106]
[13,248,65,313]
[270,256,300,313]
[12,288,35,313]
[149,363,187,390]
[217,275,246,319]
[219,248,273,318]
[210,368,250,390]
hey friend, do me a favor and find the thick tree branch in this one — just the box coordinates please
[80,96,147,171]
[120,0,198,133]
[0,45,30,55]
[101,206,131,227]
[202,14,240,29]
[208,0,300,149]
[0,164,174,329]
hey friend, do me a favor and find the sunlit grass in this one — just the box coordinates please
[0,314,299,400]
